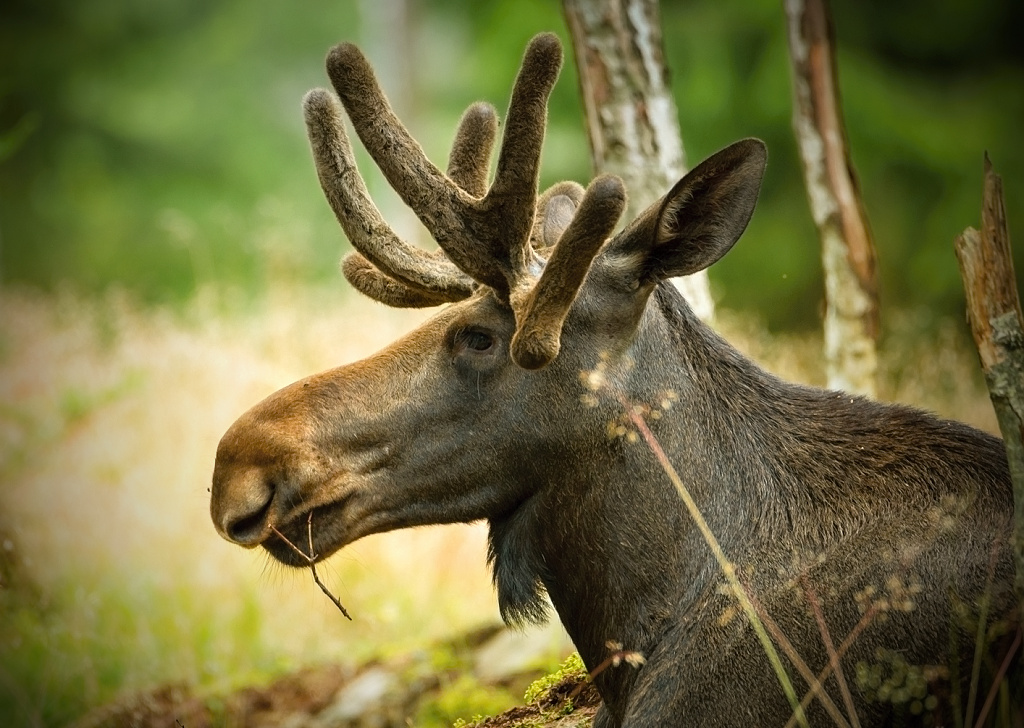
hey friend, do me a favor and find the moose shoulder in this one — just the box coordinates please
[210,33,1020,727]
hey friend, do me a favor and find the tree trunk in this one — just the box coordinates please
[562,0,715,323]
[954,155,1024,613]
[785,0,879,397]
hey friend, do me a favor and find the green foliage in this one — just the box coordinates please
[415,674,517,728]
[0,0,360,301]
[0,570,285,727]
[523,652,587,705]
[58,370,144,425]
[0,0,1021,326]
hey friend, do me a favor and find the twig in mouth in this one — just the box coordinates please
[270,513,352,621]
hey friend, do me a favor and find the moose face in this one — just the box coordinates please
[210,253,645,568]
[212,292,528,564]
[210,32,764,571]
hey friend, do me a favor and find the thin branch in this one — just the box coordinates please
[782,597,880,728]
[566,641,646,703]
[973,626,1021,728]
[270,514,352,621]
[742,581,852,728]
[620,396,810,728]
[965,539,1000,722]
[801,575,861,728]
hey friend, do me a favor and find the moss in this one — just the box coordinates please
[443,653,596,728]
[415,674,517,728]
[523,653,587,706]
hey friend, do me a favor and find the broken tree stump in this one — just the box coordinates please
[954,153,1024,612]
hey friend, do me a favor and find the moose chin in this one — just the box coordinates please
[211,32,1021,727]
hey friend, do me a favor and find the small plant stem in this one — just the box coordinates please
[965,540,1000,722]
[784,603,880,728]
[622,399,810,728]
[566,648,645,702]
[801,576,861,728]
[743,582,851,728]
[973,626,1021,728]
[270,515,352,621]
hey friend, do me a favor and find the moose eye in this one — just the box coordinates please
[453,328,495,354]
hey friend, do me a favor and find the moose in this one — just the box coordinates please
[211,33,1020,726]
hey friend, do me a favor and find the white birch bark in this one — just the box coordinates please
[786,0,879,396]
[563,0,715,323]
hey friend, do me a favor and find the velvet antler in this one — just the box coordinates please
[303,88,473,305]
[323,33,562,295]
[512,175,625,368]
[305,33,625,366]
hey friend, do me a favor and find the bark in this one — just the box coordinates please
[785,0,879,397]
[954,155,1024,611]
[562,0,715,323]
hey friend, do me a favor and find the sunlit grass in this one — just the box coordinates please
[0,284,499,726]
[0,283,999,726]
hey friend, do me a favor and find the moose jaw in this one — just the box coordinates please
[210,33,1020,727]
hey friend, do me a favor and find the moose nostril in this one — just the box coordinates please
[225,495,274,546]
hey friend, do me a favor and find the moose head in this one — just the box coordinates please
[211,33,1019,726]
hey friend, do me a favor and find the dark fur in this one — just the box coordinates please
[488,282,1018,726]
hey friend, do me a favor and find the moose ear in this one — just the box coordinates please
[607,138,766,281]
[533,181,586,249]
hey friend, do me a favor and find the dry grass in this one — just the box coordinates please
[716,308,997,433]
[0,284,998,725]
[0,284,497,723]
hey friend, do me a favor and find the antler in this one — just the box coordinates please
[512,175,625,368]
[303,88,475,305]
[305,33,625,367]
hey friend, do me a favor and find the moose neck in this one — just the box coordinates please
[489,284,781,712]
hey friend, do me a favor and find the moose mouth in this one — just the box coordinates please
[261,500,350,567]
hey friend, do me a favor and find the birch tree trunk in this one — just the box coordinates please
[785,0,879,396]
[562,0,715,323]
[954,155,1024,613]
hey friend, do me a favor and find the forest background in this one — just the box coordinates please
[1,0,1023,726]
[3,0,1022,328]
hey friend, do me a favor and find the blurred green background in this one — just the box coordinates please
[2,3,1021,724]
[1,0,1022,330]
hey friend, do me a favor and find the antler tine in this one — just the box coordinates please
[447,102,498,199]
[327,43,509,290]
[303,88,473,302]
[485,32,563,279]
[342,252,455,308]
[511,175,626,370]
